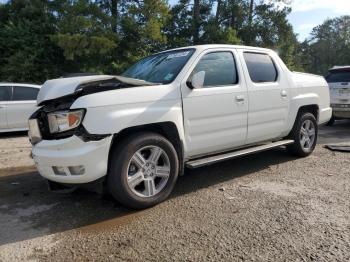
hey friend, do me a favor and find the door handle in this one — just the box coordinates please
[235,95,245,102]
[0,105,6,108]
[281,90,288,98]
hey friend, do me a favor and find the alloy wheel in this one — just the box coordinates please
[126,146,171,198]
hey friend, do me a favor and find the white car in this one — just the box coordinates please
[326,66,350,125]
[0,83,40,132]
[28,45,332,209]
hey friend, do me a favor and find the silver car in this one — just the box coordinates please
[326,66,350,125]
[0,83,40,132]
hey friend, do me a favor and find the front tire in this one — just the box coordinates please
[107,132,179,209]
[287,112,318,157]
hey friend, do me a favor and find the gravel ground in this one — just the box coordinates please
[0,122,349,261]
[0,132,33,169]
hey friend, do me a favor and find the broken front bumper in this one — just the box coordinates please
[32,135,112,184]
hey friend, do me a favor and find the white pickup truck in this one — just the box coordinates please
[28,45,332,209]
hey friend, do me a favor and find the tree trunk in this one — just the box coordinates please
[247,0,254,44]
[111,0,118,33]
[193,0,200,44]
[248,0,254,27]
[215,0,221,25]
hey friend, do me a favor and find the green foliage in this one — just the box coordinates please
[0,0,64,83]
[301,16,350,75]
[1,0,348,83]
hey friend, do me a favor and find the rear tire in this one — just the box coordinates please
[326,115,335,126]
[107,132,179,209]
[287,112,318,157]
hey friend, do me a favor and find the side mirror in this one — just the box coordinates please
[187,71,205,89]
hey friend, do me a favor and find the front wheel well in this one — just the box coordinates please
[108,122,184,175]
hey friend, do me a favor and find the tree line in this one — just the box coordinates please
[0,0,349,84]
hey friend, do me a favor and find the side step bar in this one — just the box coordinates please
[186,140,294,169]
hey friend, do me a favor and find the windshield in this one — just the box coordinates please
[122,49,195,84]
[326,70,350,83]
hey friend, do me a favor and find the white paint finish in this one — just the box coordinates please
[180,48,248,157]
[237,49,291,143]
[72,83,186,152]
[0,101,8,129]
[71,83,179,109]
[6,101,37,129]
[37,75,113,104]
[290,72,331,125]
[32,135,112,184]
[0,84,40,131]
[30,44,332,184]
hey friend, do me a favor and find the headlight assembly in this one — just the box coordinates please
[47,109,85,134]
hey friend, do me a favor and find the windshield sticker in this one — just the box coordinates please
[164,73,174,81]
[167,51,190,59]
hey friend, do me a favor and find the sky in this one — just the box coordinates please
[287,0,350,40]
[0,0,348,41]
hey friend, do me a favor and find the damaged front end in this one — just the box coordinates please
[31,75,157,143]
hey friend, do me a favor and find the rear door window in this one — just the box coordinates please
[0,86,11,101]
[243,52,278,83]
[326,71,350,83]
[12,86,39,101]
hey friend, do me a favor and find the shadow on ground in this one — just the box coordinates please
[0,148,295,246]
[318,120,350,144]
[0,131,28,139]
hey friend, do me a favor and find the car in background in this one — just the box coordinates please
[0,83,40,132]
[326,66,350,126]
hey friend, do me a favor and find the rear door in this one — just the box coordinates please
[181,48,248,157]
[6,86,39,129]
[0,86,11,129]
[239,50,290,144]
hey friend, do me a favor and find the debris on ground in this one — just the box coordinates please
[324,143,350,152]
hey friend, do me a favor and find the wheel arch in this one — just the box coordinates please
[108,122,185,176]
[287,104,319,138]
[297,104,319,121]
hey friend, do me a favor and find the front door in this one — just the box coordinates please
[239,50,290,144]
[0,86,11,129]
[181,49,248,157]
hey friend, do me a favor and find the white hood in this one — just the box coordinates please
[37,75,155,105]
[37,75,114,105]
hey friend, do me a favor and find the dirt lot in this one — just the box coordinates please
[0,122,349,262]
